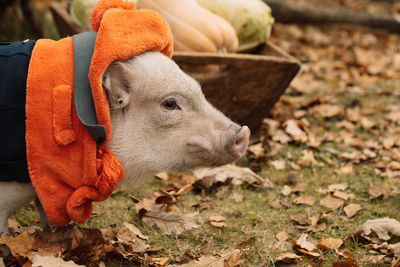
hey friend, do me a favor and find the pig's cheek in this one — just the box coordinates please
[151,111,183,130]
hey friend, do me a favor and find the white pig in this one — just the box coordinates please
[0,51,250,236]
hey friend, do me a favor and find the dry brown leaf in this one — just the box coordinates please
[231,186,244,202]
[272,129,292,144]
[142,210,201,235]
[275,252,301,263]
[290,214,308,225]
[293,234,316,251]
[344,204,362,218]
[116,224,149,253]
[320,194,345,210]
[281,185,292,196]
[170,249,242,267]
[270,160,286,170]
[193,165,273,189]
[360,117,376,129]
[291,182,308,193]
[7,219,25,236]
[308,104,344,118]
[298,150,318,167]
[318,238,343,250]
[369,182,392,199]
[276,232,291,242]
[247,143,264,159]
[333,190,356,201]
[335,165,354,175]
[302,223,327,233]
[293,195,315,206]
[346,218,400,241]
[262,118,279,137]
[155,172,169,181]
[209,215,226,222]
[30,254,85,267]
[284,119,308,143]
[268,201,283,209]
[328,183,349,191]
[148,257,169,266]
[389,161,400,171]
[192,199,217,211]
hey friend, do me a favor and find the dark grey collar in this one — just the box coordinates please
[73,32,107,144]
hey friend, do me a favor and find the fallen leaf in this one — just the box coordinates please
[343,203,362,218]
[275,252,301,263]
[262,118,280,137]
[116,224,149,253]
[298,150,318,167]
[170,249,242,267]
[294,195,315,206]
[7,219,25,236]
[360,117,376,129]
[335,165,354,175]
[389,161,400,171]
[318,238,343,250]
[308,104,344,118]
[333,190,355,201]
[231,186,244,202]
[142,210,201,235]
[281,185,292,196]
[290,214,308,225]
[30,253,85,267]
[293,234,316,251]
[209,215,226,222]
[346,218,400,241]
[271,160,286,170]
[320,194,345,210]
[192,200,217,211]
[247,143,264,159]
[268,201,283,209]
[284,119,308,143]
[369,182,392,199]
[193,165,273,189]
[276,232,291,242]
[148,257,169,266]
[328,183,349,191]
[291,182,308,193]
[272,129,292,144]
[155,172,169,181]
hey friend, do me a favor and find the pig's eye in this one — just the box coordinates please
[162,99,180,110]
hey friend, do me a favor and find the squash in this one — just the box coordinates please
[136,0,238,53]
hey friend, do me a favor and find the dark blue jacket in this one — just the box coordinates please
[0,40,36,183]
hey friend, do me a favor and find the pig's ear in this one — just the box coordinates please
[103,62,132,110]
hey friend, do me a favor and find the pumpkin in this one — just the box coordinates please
[136,0,239,53]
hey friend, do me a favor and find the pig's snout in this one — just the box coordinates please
[186,125,250,166]
[228,126,250,158]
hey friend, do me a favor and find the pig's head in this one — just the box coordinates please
[103,51,250,190]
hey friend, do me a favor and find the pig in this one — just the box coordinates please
[0,51,250,236]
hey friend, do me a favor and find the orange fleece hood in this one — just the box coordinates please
[26,0,173,226]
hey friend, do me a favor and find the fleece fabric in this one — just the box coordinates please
[25,0,173,226]
[0,40,36,183]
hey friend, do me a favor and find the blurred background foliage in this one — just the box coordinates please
[0,0,60,41]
